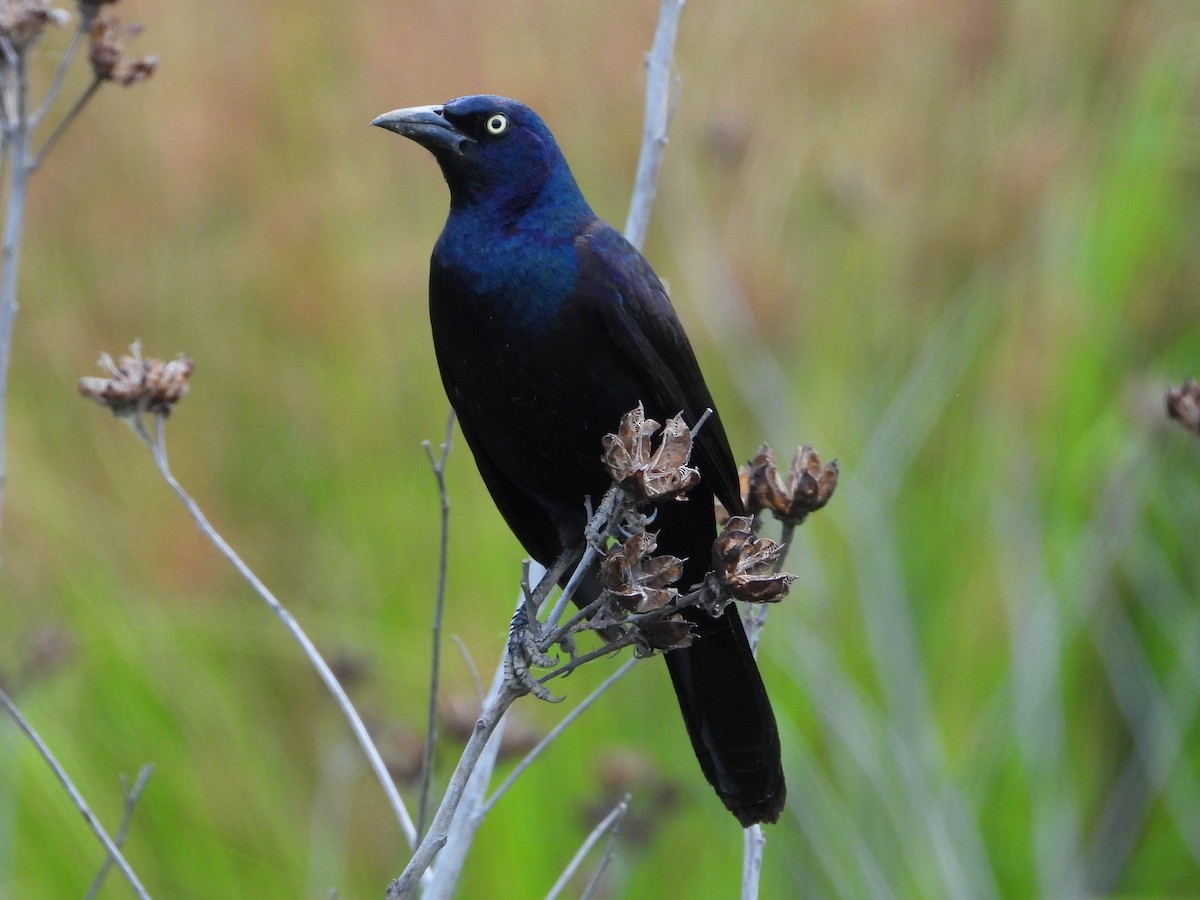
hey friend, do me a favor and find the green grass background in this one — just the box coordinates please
[3,0,1200,896]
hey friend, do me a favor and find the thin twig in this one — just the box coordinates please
[526,546,582,621]
[451,634,484,706]
[417,411,455,838]
[480,656,639,817]
[577,814,623,900]
[539,635,637,684]
[31,13,90,127]
[623,0,686,250]
[741,824,765,900]
[0,40,30,539]
[84,764,155,900]
[0,688,151,899]
[31,77,101,172]
[544,794,630,900]
[128,414,418,849]
[387,650,523,898]
[420,658,512,900]
[544,487,627,629]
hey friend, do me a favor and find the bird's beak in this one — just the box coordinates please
[371,105,473,156]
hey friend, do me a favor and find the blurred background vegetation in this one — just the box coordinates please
[3,0,1200,896]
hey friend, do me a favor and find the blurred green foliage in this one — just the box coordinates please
[3,0,1200,897]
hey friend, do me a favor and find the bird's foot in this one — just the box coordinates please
[505,605,561,702]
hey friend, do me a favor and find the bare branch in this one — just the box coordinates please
[388,648,523,898]
[741,823,765,899]
[31,10,91,127]
[417,411,455,838]
[0,37,30,539]
[30,76,101,172]
[85,764,155,900]
[0,688,151,899]
[450,634,484,706]
[544,794,630,900]
[480,656,639,817]
[126,413,418,849]
[624,0,687,250]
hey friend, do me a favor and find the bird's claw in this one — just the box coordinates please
[506,606,561,702]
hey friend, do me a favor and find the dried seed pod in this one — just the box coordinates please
[599,531,684,616]
[601,403,701,503]
[710,515,795,604]
[743,443,838,524]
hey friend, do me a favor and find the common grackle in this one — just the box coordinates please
[373,95,784,827]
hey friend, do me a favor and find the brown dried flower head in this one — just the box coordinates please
[599,531,693,651]
[601,403,701,503]
[0,0,70,51]
[79,342,193,417]
[600,531,683,614]
[710,515,795,604]
[743,443,838,524]
[90,15,157,85]
[1166,378,1200,436]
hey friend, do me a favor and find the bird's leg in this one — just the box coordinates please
[506,545,583,702]
[505,603,560,702]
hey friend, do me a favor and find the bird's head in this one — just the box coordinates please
[372,95,588,218]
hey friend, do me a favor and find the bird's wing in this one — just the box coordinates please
[439,373,569,568]
[574,220,745,516]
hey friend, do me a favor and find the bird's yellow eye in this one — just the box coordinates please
[485,113,508,135]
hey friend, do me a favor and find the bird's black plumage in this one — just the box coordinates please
[373,95,784,826]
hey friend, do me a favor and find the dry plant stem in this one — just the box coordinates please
[577,808,625,900]
[524,544,582,623]
[544,486,626,629]
[451,634,484,705]
[737,520,793,898]
[85,764,155,900]
[742,824,765,900]
[624,0,686,251]
[544,794,631,900]
[480,656,639,817]
[31,76,101,172]
[128,415,418,849]
[0,38,30,538]
[31,13,90,125]
[0,23,108,533]
[420,659,512,900]
[417,412,455,838]
[388,655,523,898]
[0,688,151,899]
[545,590,609,644]
[539,634,637,684]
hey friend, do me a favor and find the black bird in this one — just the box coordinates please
[373,95,784,826]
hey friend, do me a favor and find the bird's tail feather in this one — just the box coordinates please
[664,605,786,827]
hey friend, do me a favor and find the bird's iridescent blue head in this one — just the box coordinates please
[372,95,590,221]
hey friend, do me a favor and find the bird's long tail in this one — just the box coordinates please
[664,604,785,827]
